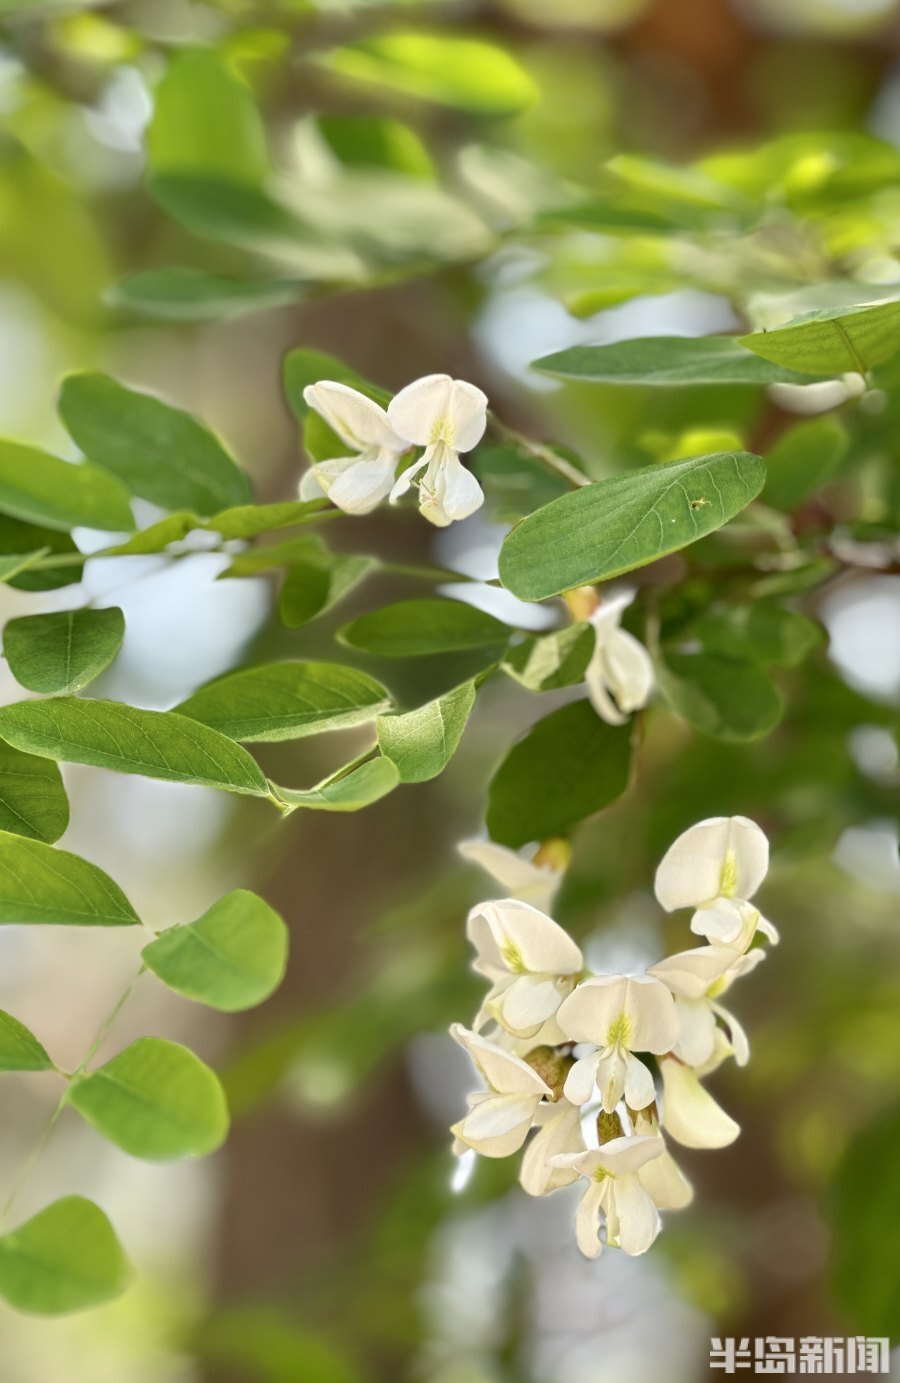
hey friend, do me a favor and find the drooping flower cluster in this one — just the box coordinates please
[300,373,487,527]
[451,816,776,1259]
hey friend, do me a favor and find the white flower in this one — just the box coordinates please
[654,815,778,950]
[584,588,654,726]
[301,381,407,515]
[450,1024,552,1158]
[658,1049,740,1149]
[458,838,568,913]
[556,975,679,1112]
[631,1105,694,1210]
[520,1098,584,1196]
[388,373,487,527]
[551,1136,664,1258]
[467,899,583,1036]
[648,944,765,1068]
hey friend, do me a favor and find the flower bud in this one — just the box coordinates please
[564,586,601,621]
[597,1110,625,1144]
[532,838,572,873]
[524,1045,574,1101]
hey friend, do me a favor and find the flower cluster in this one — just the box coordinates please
[300,373,487,527]
[451,816,776,1259]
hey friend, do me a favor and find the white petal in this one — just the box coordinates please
[500,975,569,1033]
[389,453,429,502]
[599,627,654,714]
[303,381,403,451]
[594,1133,665,1177]
[690,901,745,946]
[444,379,489,452]
[622,1050,657,1111]
[649,946,738,998]
[519,1102,583,1196]
[598,1048,627,1113]
[672,996,718,1068]
[660,1057,740,1149]
[419,448,484,526]
[450,1024,552,1097]
[589,587,635,629]
[299,468,326,500]
[654,816,769,911]
[585,652,628,725]
[638,1144,694,1209]
[563,1050,601,1105]
[711,1001,750,1066]
[574,1181,606,1259]
[319,453,397,515]
[457,1091,539,1156]
[388,374,487,452]
[609,1177,661,1255]
[557,975,678,1054]
[466,899,583,977]
[458,840,562,912]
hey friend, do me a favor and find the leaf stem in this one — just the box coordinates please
[487,414,590,490]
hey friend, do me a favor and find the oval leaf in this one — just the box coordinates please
[763,417,849,511]
[274,756,399,813]
[68,1037,229,1160]
[486,700,632,847]
[0,1198,131,1315]
[377,679,477,783]
[143,889,288,1012]
[4,607,125,695]
[694,602,824,668]
[0,742,69,843]
[0,1011,53,1072]
[502,623,596,691]
[146,48,270,187]
[0,831,138,926]
[499,452,766,600]
[0,443,134,534]
[58,372,252,516]
[177,661,392,742]
[0,699,270,797]
[279,556,377,628]
[110,270,303,323]
[0,515,83,592]
[340,599,511,657]
[739,298,900,376]
[656,652,783,741]
[533,336,821,386]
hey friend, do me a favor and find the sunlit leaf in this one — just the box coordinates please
[146,48,270,186]
[377,679,477,783]
[68,1038,229,1160]
[0,516,83,591]
[143,889,288,1012]
[0,443,133,534]
[502,623,595,691]
[3,607,125,694]
[0,831,138,927]
[499,453,766,600]
[0,1198,130,1316]
[739,298,900,376]
[110,270,303,322]
[0,742,69,843]
[177,661,392,741]
[0,1011,52,1072]
[59,372,252,516]
[533,336,822,386]
[763,418,850,510]
[274,756,399,813]
[486,700,631,847]
[0,699,270,797]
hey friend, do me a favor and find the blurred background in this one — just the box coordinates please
[0,0,899,1378]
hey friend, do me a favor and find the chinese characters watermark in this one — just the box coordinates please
[710,1338,890,1374]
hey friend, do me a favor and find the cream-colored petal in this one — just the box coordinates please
[649,945,738,998]
[500,975,568,1034]
[574,1180,606,1259]
[660,1057,740,1149]
[419,448,484,526]
[585,652,628,725]
[457,1091,539,1156]
[690,901,746,946]
[672,996,718,1069]
[458,840,562,912]
[389,453,429,502]
[609,1176,661,1256]
[303,381,403,451]
[388,375,488,452]
[519,1101,583,1196]
[711,1001,750,1066]
[622,1050,657,1111]
[598,1048,627,1113]
[638,1144,694,1210]
[321,453,397,515]
[593,1133,665,1177]
[557,975,678,1054]
[563,1050,601,1106]
[450,1024,552,1097]
[467,899,583,977]
[599,627,654,714]
[299,467,326,501]
[655,816,769,911]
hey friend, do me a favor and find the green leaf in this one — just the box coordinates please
[502,623,595,691]
[486,700,631,847]
[739,298,900,376]
[339,600,511,657]
[0,515,83,591]
[763,418,850,510]
[499,452,766,600]
[0,1198,131,1315]
[4,607,125,694]
[0,831,138,927]
[828,1099,900,1337]
[142,889,287,1013]
[279,556,377,628]
[0,1011,52,1072]
[0,550,49,583]
[0,699,270,797]
[100,514,197,556]
[694,602,824,668]
[0,443,134,534]
[208,499,330,541]
[177,661,392,742]
[377,680,477,783]
[283,348,390,425]
[533,335,825,386]
[317,33,538,118]
[274,757,400,813]
[656,652,783,740]
[150,175,363,281]
[146,48,270,187]
[58,372,251,516]
[0,742,69,843]
[68,1038,229,1161]
[221,536,324,576]
[110,270,303,323]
